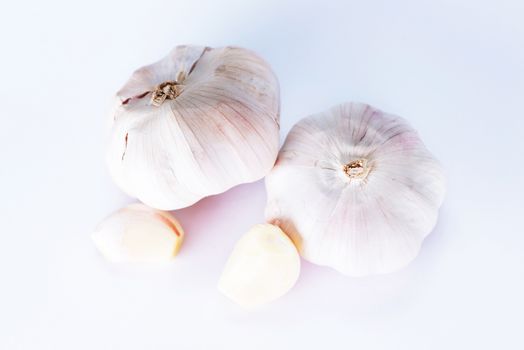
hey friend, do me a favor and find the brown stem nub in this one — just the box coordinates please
[343,159,370,179]
[151,81,181,106]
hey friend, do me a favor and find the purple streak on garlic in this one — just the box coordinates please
[107,45,280,210]
[265,102,446,276]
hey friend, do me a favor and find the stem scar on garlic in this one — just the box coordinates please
[107,45,280,211]
[150,81,180,106]
[264,102,446,277]
[343,159,371,181]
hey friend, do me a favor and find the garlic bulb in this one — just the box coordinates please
[265,102,445,276]
[107,45,280,210]
[92,203,184,262]
[218,224,300,308]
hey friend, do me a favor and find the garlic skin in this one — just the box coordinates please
[92,204,184,263]
[107,45,280,210]
[265,103,445,276]
[218,224,300,308]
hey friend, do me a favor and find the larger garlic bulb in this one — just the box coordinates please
[107,46,280,210]
[265,102,445,276]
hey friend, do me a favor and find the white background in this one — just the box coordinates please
[1,0,523,349]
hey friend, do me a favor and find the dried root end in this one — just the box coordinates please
[151,81,182,106]
[343,159,370,179]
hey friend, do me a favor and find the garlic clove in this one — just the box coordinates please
[218,224,300,309]
[265,102,446,276]
[92,203,184,263]
[107,45,280,210]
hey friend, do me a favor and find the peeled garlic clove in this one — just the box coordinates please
[92,203,184,263]
[265,102,446,276]
[107,45,280,210]
[218,224,300,308]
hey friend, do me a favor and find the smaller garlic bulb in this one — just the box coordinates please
[92,204,184,263]
[218,224,300,308]
[265,102,446,276]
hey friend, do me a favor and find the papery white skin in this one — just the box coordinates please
[265,102,446,276]
[107,45,280,210]
[218,224,300,308]
[92,203,184,263]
